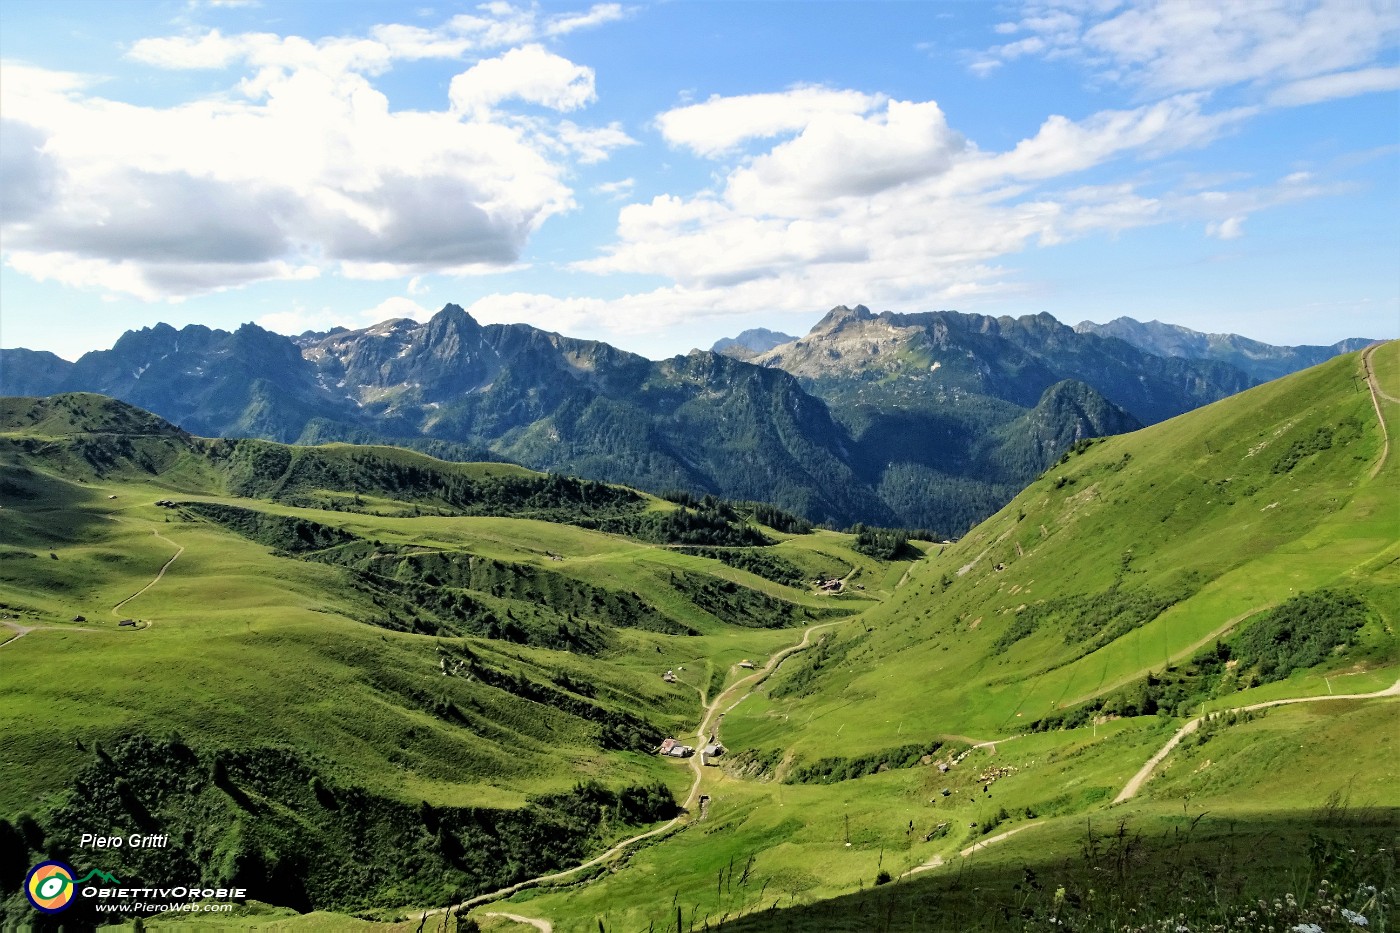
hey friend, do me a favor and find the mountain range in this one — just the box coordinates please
[0,305,1370,534]
[1073,316,1373,383]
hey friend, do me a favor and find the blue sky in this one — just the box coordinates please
[1,0,1396,361]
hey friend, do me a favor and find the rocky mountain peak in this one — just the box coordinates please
[811,304,875,335]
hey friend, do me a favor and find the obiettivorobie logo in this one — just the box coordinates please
[23,858,247,916]
[24,861,121,913]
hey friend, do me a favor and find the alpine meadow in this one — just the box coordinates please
[1,1,1398,931]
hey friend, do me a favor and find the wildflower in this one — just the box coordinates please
[1341,908,1369,927]
[1291,925,1323,933]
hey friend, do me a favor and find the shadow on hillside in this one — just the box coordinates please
[709,807,1398,933]
[0,461,114,548]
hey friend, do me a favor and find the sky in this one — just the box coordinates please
[0,0,1397,362]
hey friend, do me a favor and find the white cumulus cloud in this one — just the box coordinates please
[656,86,886,157]
[0,5,627,301]
[449,44,596,116]
[566,86,1341,333]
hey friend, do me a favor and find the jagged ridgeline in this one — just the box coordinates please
[8,304,1366,534]
[0,391,890,924]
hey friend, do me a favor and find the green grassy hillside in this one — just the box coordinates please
[480,344,1397,932]
[0,395,904,927]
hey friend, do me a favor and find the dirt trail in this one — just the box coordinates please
[902,818,1038,878]
[1113,677,1400,804]
[1361,342,1394,477]
[956,525,1016,577]
[0,620,37,649]
[481,912,552,932]
[902,854,943,877]
[961,824,1034,858]
[111,528,183,617]
[0,619,100,649]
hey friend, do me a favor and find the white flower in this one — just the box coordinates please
[1341,908,1369,927]
[1292,924,1323,933]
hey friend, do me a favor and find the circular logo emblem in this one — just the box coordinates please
[25,861,76,913]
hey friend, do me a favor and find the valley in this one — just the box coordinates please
[0,342,1394,931]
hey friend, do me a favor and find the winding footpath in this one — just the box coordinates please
[1,523,182,650]
[0,619,99,649]
[111,527,184,617]
[1113,677,1400,804]
[898,678,1400,878]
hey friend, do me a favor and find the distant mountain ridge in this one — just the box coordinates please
[2,304,1362,533]
[1073,316,1373,383]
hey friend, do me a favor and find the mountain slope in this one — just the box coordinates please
[739,344,1397,752]
[0,309,889,526]
[754,304,1252,423]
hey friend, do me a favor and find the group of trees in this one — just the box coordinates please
[994,581,1193,656]
[769,632,863,700]
[784,741,944,785]
[848,525,914,560]
[588,499,773,546]
[668,570,835,629]
[675,546,808,588]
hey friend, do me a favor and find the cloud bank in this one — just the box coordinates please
[0,4,630,300]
